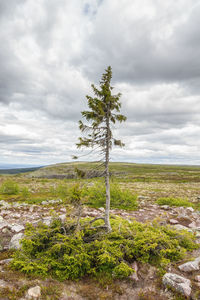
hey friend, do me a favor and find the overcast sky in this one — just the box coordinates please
[1,0,200,166]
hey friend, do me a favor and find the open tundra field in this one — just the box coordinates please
[0,162,200,299]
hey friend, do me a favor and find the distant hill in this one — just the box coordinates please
[0,166,42,175]
[25,161,200,182]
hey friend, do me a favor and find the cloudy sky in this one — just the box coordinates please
[1,0,200,167]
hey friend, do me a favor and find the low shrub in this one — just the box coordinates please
[83,182,138,210]
[156,197,193,207]
[0,180,19,195]
[11,217,198,281]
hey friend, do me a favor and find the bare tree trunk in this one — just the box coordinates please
[105,107,111,232]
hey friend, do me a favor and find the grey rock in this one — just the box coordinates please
[10,224,25,233]
[186,207,194,213]
[173,224,193,232]
[169,219,179,224]
[43,217,52,226]
[9,232,24,249]
[59,214,66,223]
[163,273,191,297]
[195,275,200,282]
[0,258,13,265]
[161,205,170,210]
[178,260,199,272]
[0,200,11,208]
[0,220,9,230]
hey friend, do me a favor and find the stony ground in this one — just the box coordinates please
[0,192,200,300]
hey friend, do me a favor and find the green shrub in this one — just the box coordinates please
[11,217,198,281]
[156,197,193,207]
[21,187,30,198]
[0,180,19,195]
[83,182,138,210]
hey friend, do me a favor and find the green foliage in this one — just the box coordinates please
[21,186,30,198]
[156,197,193,207]
[83,182,138,210]
[76,66,126,151]
[68,183,83,206]
[0,180,19,195]
[11,217,198,281]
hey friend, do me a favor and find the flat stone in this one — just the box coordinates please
[10,224,25,233]
[163,273,191,297]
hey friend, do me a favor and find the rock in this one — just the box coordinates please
[195,275,200,282]
[161,205,170,210]
[162,273,191,297]
[0,258,12,265]
[169,219,179,224]
[0,220,9,230]
[26,286,41,299]
[173,224,193,232]
[10,224,25,233]
[0,279,13,289]
[178,260,199,272]
[42,217,52,226]
[0,200,11,208]
[59,214,66,223]
[188,221,197,229]
[9,232,24,249]
[0,216,4,222]
[186,207,194,213]
[98,207,105,212]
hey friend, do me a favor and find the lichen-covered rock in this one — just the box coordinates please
[178,259,199,272]
[26,285,41,299]
[162,273,191,297]
[9,232,24,249]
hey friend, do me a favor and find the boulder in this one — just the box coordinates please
[9,232,24,249]
[163,273,191,297]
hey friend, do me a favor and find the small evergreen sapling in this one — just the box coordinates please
[76,66,126,231]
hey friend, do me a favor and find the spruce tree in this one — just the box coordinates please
[77,66,126,231]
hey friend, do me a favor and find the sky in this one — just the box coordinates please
[1,0,200,167]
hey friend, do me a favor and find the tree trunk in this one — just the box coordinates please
[105,107,111,232]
